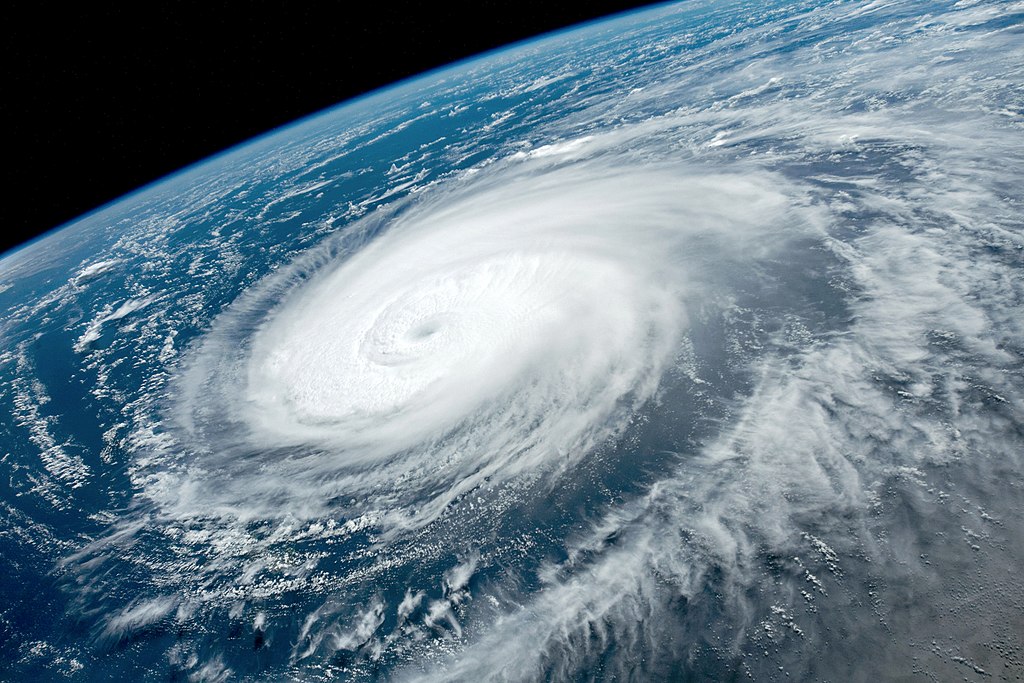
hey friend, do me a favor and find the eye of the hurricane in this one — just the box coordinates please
[408,318,442,340]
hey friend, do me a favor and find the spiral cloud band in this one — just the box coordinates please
[167,163,802,531]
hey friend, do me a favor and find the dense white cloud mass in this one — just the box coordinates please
[165,164,810,534]
[4,0,1020,680]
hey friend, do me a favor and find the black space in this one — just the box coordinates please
[2,1,664,256]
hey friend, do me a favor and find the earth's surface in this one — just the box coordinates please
[2,1,1023,680]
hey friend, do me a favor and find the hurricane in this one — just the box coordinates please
[164,164,807,536]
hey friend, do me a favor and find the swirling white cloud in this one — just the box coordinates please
[163,160,808,536]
